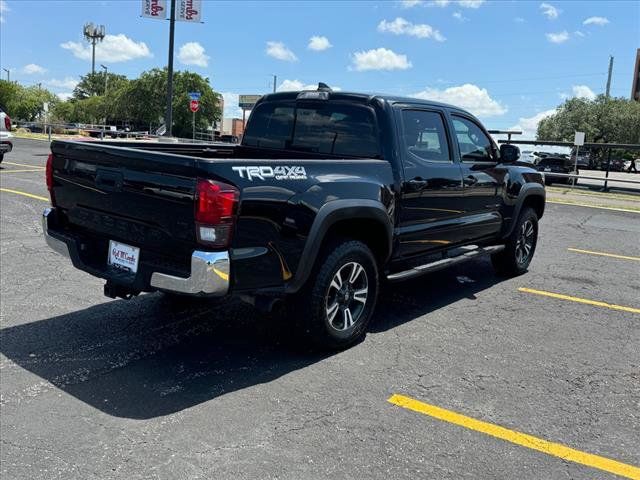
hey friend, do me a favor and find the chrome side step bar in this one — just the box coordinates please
[386,245,505,282]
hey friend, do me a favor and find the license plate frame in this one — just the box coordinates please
[108,240,140,274]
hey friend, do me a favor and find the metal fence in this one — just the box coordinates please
[498,139,640,191]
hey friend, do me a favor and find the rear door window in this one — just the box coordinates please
[401,110,451,163]
[243,102,381,158]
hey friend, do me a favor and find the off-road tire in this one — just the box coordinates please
[290,239,379,350]
[492,207,538,277]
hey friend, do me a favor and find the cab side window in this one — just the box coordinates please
[401,110,451,163]
[452,116,495,162]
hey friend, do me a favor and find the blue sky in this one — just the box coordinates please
[0,0,638,137]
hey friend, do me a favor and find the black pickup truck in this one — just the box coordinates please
[43,86,545,349]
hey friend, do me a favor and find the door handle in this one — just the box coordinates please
[464,175,478,186]
[406,178,429,191]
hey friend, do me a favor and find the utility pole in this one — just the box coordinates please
[2,68,9,82]
[605,55,614,98]
[100,64,108,95]
[83,23,106,74]
[164,0,177,137]
[272,74,277,93]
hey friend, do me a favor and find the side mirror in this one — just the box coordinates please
[500,143,520,163]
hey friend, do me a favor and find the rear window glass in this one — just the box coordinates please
[243,102,381,158]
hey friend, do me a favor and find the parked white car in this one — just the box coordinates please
[0,105,13,163]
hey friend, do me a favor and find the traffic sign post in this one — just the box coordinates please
[190,99,199,140]
[572,131,585,189]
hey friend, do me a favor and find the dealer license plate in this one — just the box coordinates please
[108,240,140,273]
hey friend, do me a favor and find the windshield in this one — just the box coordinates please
[243,101,382,158]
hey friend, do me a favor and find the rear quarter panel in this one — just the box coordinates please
[195,158,396,292]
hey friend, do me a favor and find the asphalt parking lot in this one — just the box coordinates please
[1,138,639,479]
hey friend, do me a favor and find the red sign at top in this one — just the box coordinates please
[190,99,199,113]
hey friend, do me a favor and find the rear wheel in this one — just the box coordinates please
[291,240,379,350]
[492,207,538,276]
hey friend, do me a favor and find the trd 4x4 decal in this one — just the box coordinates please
[232,166,308,181]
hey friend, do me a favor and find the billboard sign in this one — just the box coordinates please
[176,0,202,22]
[239,95,262,110]
[141,0,167,19]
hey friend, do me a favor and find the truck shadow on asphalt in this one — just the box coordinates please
[1,259,505,419]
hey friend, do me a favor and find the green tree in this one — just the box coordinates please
[0,80,58,121]
[73,72,129,99]
[537,96,640,144]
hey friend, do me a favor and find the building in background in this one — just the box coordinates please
[222,118,245,137]
[632,48,640,101]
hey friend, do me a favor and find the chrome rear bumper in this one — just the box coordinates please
[42,208,230,296]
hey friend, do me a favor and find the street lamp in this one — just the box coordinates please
[83,23,106,74]
[100,64,108,95]
[2,68,9,82]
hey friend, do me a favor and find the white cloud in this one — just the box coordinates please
[278,79,318,91]
[22,64,47,75]
[452,11,467,21]
[574,30,585,37]
[546,30,569,43]
[61,34,152,62]
[45,77,79,90]
[350,48,412,71]
[0,0,9,23]
[400,0,423,7]
[56,92,73,101]
[177,42,209,67]
[514,16,525,23]
[458,0,484,8]
[572,85,596,99]
[378,17,445,41]
[540,2,560,19]
[308,36,332,51]
[507,109,557,140]
[427,0,484,8]
[411,83,507,117]
[221,92,244,118]
[277,79,342,92]
[583,16,609,26]
[265,41,297,62]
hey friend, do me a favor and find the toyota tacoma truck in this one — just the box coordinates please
[43,86,545,349]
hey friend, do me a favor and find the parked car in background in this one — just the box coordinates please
[536,155,576,185]
[570,149,591,169]
[0,105,13,163]
[520,150,536,163]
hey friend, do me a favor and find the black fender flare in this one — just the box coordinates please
[285,199,393,293]
[503,183,545,238]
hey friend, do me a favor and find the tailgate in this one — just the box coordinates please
[50,141,199,264]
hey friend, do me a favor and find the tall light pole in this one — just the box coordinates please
[100,64,108,95]
[164,0,177,137]
[83,23,106,74]
[2,68,9,82]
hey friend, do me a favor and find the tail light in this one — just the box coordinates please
[194,178,239,248]
[46,153,56,205]
[4,115,10,131]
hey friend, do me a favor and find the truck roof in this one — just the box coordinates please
[257,90,473,117]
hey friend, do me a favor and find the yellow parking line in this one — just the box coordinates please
[388,394,640,480]
[0,168,45,173]
[2,161,45,169]
[546,200,640,214]
[519,287,640,314]
[568,248,640,262]
[0,188,49,202]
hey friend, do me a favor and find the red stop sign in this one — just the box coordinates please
[190,99,199,112]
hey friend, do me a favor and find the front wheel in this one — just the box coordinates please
[291,240,379,350]
[492,207,538,276]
